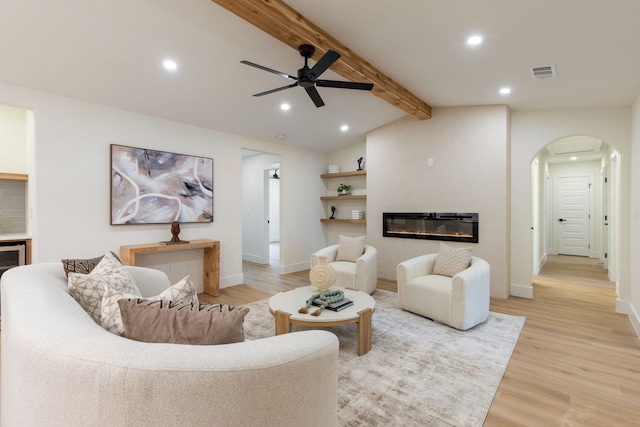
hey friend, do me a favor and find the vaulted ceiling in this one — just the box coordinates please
[1,0,639,154]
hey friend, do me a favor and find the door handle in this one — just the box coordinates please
[558,218,566,222]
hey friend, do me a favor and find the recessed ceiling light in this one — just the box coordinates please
[280,103,290,111]
[499,87,511,95]
[570,156,577,161]
[340,125,349,132]
[467,35,482,46]
[163,59,178,71]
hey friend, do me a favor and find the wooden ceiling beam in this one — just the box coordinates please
[211,0,431,120]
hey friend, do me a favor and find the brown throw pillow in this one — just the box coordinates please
[118,299,249,345]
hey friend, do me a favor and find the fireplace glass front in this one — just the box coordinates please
[383,212,479,243]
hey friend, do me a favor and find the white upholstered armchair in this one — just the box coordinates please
[397,254,490,330]
[310,243,377,294]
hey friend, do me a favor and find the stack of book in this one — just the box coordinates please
[328,165,341,174]
[352,210,364,220]
[311,298,353,311]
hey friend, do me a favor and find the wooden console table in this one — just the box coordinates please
[120,239,220,296]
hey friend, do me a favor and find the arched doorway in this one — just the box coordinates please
[530,135,619,283]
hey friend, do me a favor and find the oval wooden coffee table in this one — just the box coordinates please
[268,286,376,356]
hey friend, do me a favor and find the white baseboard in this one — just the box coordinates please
[510,283,533,299]
[617,299,640,339]
[281,261,310,275]
[535,253,547,275]
[220,274,243,289]
[242,253,263,263]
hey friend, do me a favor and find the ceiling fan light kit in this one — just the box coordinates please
[242,44,374,108]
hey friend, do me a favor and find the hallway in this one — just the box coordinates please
[485,255,639,425]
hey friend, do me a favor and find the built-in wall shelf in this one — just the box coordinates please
[320,195,366,201]
[320,219,366,224]
[320,170,366,179]
[320,169,366,225]
[0,173,28,181]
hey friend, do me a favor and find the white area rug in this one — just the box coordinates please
[243,289,525,427]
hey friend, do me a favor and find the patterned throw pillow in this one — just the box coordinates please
[101,275,199,335]
[68,251,141,324]
[62,252,123,277]
[335,235,366,262]
[62,255,104,277]
[118,299,250,345]
[432,243,472,277]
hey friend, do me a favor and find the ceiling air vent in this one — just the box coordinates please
[529,64,557,80]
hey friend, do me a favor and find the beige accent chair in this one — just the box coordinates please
[397,254,490,330]
[310,244,378,294]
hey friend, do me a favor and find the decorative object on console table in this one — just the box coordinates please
[160,221,190,245]
[119,239,220,296]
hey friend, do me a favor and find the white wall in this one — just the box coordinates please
[511,108,631,302]
[629,93,640,335]
[279,146,331,273]
[0,83,328,290]
[327,140,367,175]
[367,106,511,298]
[0,104,28,174]
[530,155,546,275]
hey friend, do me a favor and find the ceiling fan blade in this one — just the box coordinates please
[241,60,296,80]
[305,86,325,107]
[306,50,340,80]
[253,83,298,97]
[316,80,374,91]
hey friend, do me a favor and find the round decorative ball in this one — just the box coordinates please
[309,256,336,292]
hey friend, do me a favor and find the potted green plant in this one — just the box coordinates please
[337,183,352,195]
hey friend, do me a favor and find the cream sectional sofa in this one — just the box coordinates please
[1,263,339,426]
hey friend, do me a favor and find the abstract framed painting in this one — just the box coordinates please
[110,144,213,224]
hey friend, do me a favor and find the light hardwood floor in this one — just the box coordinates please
[201,256,640,426]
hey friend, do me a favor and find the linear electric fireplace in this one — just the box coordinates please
[383,212,479,243]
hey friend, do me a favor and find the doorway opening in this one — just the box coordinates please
[531,135,619,284]
[241,149,281,272]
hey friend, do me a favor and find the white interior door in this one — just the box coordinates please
[555,175,590,256]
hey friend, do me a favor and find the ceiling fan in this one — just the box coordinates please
[241,44,374,108]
